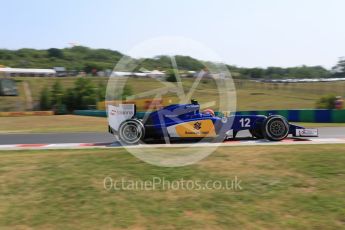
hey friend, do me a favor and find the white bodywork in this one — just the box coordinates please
[166,124,180,138]
[107,104,135,131]
[295,128,318,137]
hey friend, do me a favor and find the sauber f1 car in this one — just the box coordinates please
[108,100,318,145]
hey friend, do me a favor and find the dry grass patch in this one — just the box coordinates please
[0,145,345,229]
[0,115,107,133]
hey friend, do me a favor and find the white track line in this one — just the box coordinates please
[0,138,345,150]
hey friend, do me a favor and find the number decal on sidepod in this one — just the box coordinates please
[239,118,251,128]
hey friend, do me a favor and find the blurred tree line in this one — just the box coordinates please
[0,46,122,73]
[315,95,337,109]
[331,57,345,77]
[39,78,132,113]
[229,65,331,79]
[1,46,345,78]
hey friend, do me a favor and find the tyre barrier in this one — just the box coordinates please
[74,109,345,123]
[73,110,107,117]
[235,109,345,123]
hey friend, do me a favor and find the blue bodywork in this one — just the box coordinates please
[140,102,305,139]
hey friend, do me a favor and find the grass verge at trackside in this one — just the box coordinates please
[0,145,345,229]
[3,76,345,111]
[0,115,107,133]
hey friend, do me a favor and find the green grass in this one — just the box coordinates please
[0,145,345,229]
[2,77,345,111]
[0,115,107,133]
[125,77,343,111]
[0,77,109,112]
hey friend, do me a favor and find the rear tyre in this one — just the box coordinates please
[262,115,289,141]
[118,119,145,145]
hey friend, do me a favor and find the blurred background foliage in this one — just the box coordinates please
[1,46,345,78]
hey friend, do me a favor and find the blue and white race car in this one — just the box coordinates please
[108,100,318,145]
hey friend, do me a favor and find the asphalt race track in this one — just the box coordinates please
[0,127,344,147]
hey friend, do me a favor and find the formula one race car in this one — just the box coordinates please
[108,100,318,145]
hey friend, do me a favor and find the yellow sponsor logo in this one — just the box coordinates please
[175,120,216,137]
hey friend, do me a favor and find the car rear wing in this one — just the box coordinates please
[107,104,136,132]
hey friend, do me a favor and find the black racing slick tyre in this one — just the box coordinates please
[262,115,289,141]
[118,119,145,145]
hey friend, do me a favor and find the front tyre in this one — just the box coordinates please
[262,115,289,141]
[118,119,145,145]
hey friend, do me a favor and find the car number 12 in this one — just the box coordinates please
[239,118,251,127]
